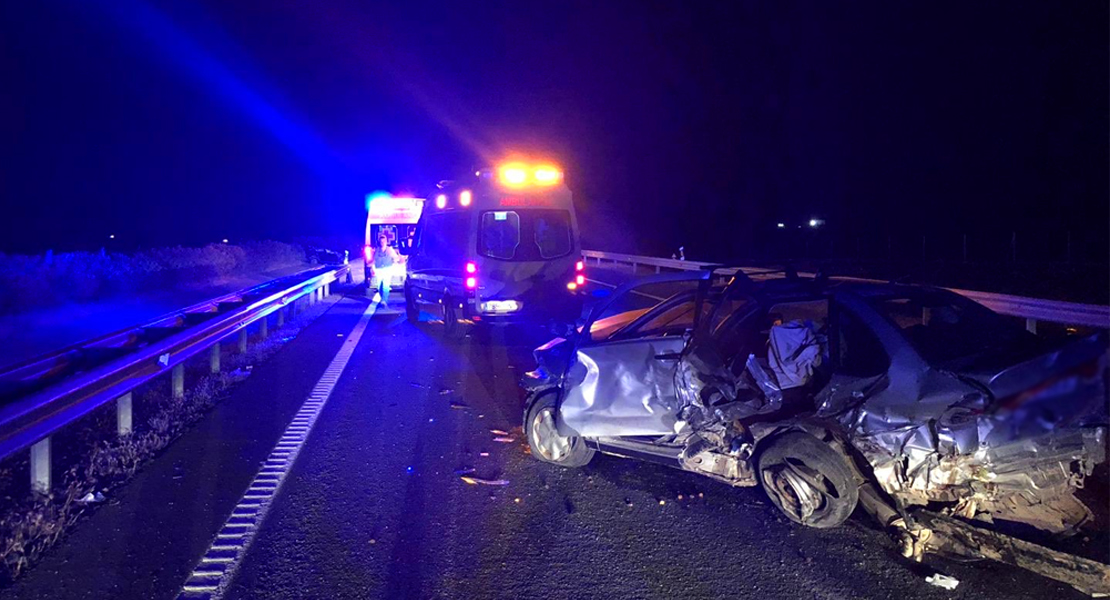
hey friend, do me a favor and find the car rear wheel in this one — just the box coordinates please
[525,391,594,467]
[442,298,465,339]
[758,432,859,529]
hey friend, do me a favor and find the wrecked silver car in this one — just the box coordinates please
[521,270,1110,595]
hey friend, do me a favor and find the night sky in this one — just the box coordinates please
[1,1,1106,260]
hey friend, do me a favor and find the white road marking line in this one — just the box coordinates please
[176,301,377,600]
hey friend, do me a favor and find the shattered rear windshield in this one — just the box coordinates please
[865,291,1031,364]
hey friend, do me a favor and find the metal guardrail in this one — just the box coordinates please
[0,264,349,494]
[583,250,1110,329]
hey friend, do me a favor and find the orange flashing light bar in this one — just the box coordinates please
[497,161,563,188]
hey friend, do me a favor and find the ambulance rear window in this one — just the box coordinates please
[480,211,521,260]
[479,209,572,261]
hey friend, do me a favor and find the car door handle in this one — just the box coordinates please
[654,352,682,361]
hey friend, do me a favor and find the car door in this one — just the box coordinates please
[558,272,713,438]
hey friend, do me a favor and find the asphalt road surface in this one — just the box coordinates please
[3,273,1099,600]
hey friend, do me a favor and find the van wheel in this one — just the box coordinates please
[524,391,594,467]
[443,298,465,339]
[758,432,858,529]
[404,286,419,322]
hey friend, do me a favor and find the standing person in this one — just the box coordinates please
[369,233,403,308]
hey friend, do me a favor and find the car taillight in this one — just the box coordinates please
[576,274,585,286]
[466,277,477,289]
[364,245,372,263]
[466,262,477,274]
[576,260,584,271]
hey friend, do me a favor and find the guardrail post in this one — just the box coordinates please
[260,316,268,339]
[209,343,220,373]
[238,328,249,353]
[172,363,184,399]
[117,392,133,436]
[308,290,316,306]
[655,265,661,274]
[323,283,329,298]
[31,438,50,495]
[277,307,285,327]
[1025,318,1037,334]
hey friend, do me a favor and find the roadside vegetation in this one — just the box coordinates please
[0,241,309,315]
[0,295,338,584]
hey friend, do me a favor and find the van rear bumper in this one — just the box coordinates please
[467,290,583,325]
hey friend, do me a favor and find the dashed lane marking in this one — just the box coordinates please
[176,301,378,600]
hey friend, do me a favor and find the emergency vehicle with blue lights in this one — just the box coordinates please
[363,193,424,291]
[404,161,585,335]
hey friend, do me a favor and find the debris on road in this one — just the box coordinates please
[492,437,515,443]
[925,574,960,590]
[449,399,471,410]
[439,388,454,395]
[460,475,510,486]
[489,429,509,435]
[78,492,106,504]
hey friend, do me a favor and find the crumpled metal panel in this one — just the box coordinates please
[817,335,1109,512]
[558,337,686,437]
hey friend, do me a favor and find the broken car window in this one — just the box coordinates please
[834,304,889,377]
[589,280,702,342]
[864,291,1034,365]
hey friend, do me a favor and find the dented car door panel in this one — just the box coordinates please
[559,336,687,437]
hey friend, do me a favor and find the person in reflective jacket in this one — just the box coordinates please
[369,234,402,308]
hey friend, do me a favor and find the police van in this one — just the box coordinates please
[404,161,585,335]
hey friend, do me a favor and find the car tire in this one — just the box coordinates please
[757,432,859,529]
[443,297,465,339]
[404,285,420,323]
[524,391,594,468]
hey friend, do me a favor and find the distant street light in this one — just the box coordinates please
[808,218,825,228]
[222,238,229,243]
[109,234,115,239]
[777,223,785,228]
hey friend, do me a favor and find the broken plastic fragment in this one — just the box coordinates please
[460,475,510,486]
[492,437,515,443]
[925,574,959,590]
[449,400,471,410]
[490,429,509,435]
[78,491,106,504]
[158,353,170,367]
